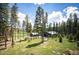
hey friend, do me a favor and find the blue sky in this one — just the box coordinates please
[17,3,79,15]
[10,3,79,27]
[17,3,79,13]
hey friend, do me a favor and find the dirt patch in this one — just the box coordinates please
[64,50,79,55]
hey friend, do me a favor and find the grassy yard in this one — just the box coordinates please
[0,36,78,55]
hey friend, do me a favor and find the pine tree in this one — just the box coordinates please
[11,3,18,27]
[53,22,55,31]
[34,6,48,42]
[48,23,52,31]
[28,22,32,34]
[25,15,29,33]
[61,21,66,35]
[43,12,48,32]
[56,22,58,32]
[10,3,18,47]
[34,6,44,33]
[22,20,26,36]
[67,13,72,34]
[0,3,9,48]
[73,13,78,35]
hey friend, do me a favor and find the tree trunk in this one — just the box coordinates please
[4,29,7,48]
[12,34,14,47]
[11,26,14,48]
[41,33,44,43]
[4,34,7,48]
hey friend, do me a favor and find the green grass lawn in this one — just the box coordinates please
[0,36,78,55]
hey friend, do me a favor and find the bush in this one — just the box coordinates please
[75,32,79,47]
[77,41,79,47]
[75,32,79,41]
[66,34,69,39]
[61,34,64,37]
[73,35,76,42]
[68,34,73,42]
[51,34,57,38]
[59,34,62,43]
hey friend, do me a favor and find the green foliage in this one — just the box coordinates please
[66,13,72,34]
[28,22,32,33]
[10,3,18,47]
[55,13,79,45]
[0,20,7,36]
[75,32,79,47]
[59,34,63,43]
[34,6,43,33]
[68,34,73,42]
[11,3,18,27]
[48,23,53,31]
[73,13,78,35]
[77,41,79,47]
[24,15,32,33]
[0,3,9,35]
[0,37,78,55]
[34,6,48,34]
[75,31,79,41]
[25,15,29,32]
[0,3,9,22]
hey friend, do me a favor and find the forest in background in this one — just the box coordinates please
[0,3,79,55]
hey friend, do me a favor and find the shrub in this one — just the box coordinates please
[75,32,79,41]
[77,41,79,47]
[59,34,62,43]
[75,32,79,47]
[66,34,69,39]
[68,34,73,42]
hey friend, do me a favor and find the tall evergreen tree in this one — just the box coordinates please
[43,12,48,32]
[73,13,78,35]
[24,15,32,36]
[10,3,18,47]
[34,6,44,33]
[28,22,32,34]
[67,13,72,34]
[25,15,29,33]
[0,3,9,48]
[48,23,52,31]
[53,22,55,31]
[62,21,66,34]
[22,20,26,32]
[55,22,58,32]
[34,6,48,42]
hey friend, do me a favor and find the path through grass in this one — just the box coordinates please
[0,37,78,55]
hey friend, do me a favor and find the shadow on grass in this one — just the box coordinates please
[0,41,5,43]
[17,39,26,43]
[0,43,5,46]
[26,41,43,48]
[0,47,6,50]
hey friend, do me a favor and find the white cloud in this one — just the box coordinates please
[63,6,79,18]
[17,12,26,27]
[17,12,34,28]
[48,11,67,25]
[63,6,78,13]
[17,6,79,28]
[33,2,45,5]
[48,6,79,25]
